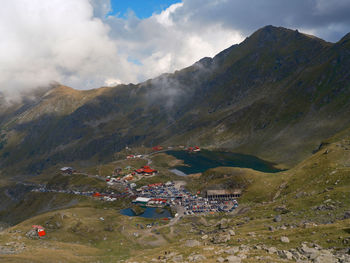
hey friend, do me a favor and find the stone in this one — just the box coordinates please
[201,234,208,240]
[274,215,282,222]
[25,229,39,240]
[278,250,293,260]
[185,240,201,247]
[218,218,229,229]
[343,211,350,219]
[216,257,225,263]
[313,252,337,263]
[274,205,289,214]
[247,232,255,237]
[268,247,277,254]
[188,254,206,262]
[212,233,231,244]
[198,217,209,226]
[225,255,241,263]
[268,226,274,231]
[225,247,239,255]
[171,255,183,263]
[300,244,320,260]
[228,230,235,236]
[280,236,290,243]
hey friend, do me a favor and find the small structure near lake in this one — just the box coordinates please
[60,167,74,174]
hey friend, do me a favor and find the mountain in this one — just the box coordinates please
[1,25,350,176]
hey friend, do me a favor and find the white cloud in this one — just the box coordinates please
[0,0,137,99]
[1,0,350,99]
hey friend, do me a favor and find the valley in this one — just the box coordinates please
[0,25,350,262]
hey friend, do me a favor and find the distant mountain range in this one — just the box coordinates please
[1,25,350,176]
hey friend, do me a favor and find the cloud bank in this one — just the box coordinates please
[1,0,350,99]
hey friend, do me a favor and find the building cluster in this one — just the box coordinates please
[132,182,239,214]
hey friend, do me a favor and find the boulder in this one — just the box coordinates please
[268,247,277,254]
[185,240,201,247]
[25,229,39,240]
[171,255,183,263]
[300,245,320,260]
[187,254,206,262]
[225,255,241,263]
[211,233,231,244]
[218,218,229,229]
[314,251,337,263]
[280,236,290,243]
[198,217,209,226]
[278,250,293,260]
[274,215,282,222]
[224,247,239,255]
[228,230,235,236]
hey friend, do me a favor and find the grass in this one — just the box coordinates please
[2,130,350,262]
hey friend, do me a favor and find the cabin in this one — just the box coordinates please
[60,167,74,174]
[135,165,157,175]
[206,189,242,200]
[152,145,163,151]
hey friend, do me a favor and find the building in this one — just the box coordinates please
[152,145,163,151]
[135,165,157,175]
[60,167,74,174]
[132,197,151,205]
[206,189,242,199]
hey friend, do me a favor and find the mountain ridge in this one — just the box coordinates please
[0,25,350,176]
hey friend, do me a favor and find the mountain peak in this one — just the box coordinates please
[338,32,350,46]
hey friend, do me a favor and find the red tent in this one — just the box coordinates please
[32,225,46,237]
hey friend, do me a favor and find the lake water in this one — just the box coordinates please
[167,150,283,175]
[120,207,172,219]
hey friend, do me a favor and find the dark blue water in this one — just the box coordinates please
[120,207,172,219]
[167,150,282,174]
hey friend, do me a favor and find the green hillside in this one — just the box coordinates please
[0,25,349,178]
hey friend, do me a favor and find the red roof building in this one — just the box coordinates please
[152,146,163,151]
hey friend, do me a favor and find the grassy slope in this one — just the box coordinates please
[0,130,350,262]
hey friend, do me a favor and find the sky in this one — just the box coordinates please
[1,0,350,100]
[109,0,181,19]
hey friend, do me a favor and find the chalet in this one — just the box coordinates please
[193,146,201,152]
[187,146,201,152]
[152,145,163,151]
[206,189,242,200]
[135,165,157,175]
[60,167,74,174]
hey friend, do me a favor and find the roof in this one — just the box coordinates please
[206,189,242,195]
[143,168,156,173]
[135,197,151,203]
[60,167,73,171]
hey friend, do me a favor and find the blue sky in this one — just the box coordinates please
[109,0,182,18]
